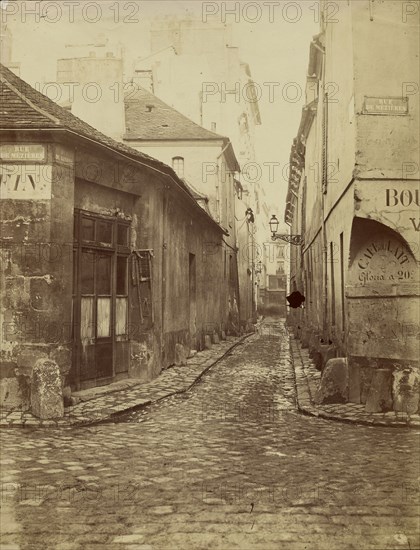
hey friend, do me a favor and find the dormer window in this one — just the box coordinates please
[146,104,154,112]
[172,156,184,178]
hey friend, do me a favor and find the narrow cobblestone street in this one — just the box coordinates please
[1,319,419,550]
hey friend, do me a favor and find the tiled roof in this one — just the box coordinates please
[0,63,227,234]
[124,85,226,141]
[181,177,208,201]
[0,63,172,171]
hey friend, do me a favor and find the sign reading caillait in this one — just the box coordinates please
[0,144,46,161]
[355,237,416,286]
[363,97,408,115]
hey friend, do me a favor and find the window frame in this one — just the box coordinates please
[172,156,185,178]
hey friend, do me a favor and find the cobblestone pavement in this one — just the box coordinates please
[1,319,419,550]
[0,335,248,428]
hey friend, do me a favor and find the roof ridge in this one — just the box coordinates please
[181,177,208,200]
[124,84,229,141]
[0,63,228,236]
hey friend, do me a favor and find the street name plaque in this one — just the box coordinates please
[0,144,46,161]
[363,97,408,115]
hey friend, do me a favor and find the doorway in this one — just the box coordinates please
[189,253,197,347]
[72,210,131,389]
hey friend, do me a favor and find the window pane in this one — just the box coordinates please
[81,251,95,294]
[138,253,151,280]
[117,256,127,295]
[81,297,94,338]
[97,220,113,244]
[116,297,128,336]
[172,157,184,178]
[97,297,111,337]
[81,217,95,241]
[97,254,111,295]
[73,215,78,242]
[72,249,77,293]
[117,224,129,246]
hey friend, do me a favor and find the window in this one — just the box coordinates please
[116,256,128,295]
[172,156,184,178]
[322,92,329,194]
[132,250,153,324]
[117,224,129,246]
[116,256,128,336]
[340,232,345,332]
[330,241,335,325]
[97,220,113,244]
[81,252,95,294]
[136,251,152,281]
[81,217,95,241]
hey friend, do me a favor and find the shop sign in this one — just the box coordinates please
[356,237,416,285]
[55,145,74,166]
[0,164,52,200]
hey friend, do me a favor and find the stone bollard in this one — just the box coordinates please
[30,359,64,419]
[315,357,348,404]
[212,332,220,344]
[319,344,337,373]
[300,328,310,348]
[360,366,374,405]
[175,343,188,366]
[393,369,419,415]
[308,332,320,357]
[365,369,393,413]
[204,335,212,349]
[348,362,361,404]
[221,331,227,340]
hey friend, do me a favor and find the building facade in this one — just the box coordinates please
[133,15,269,320]
[123,85,244,331]
[285,0,419,412]
[0,64,230,413]
[52,50,257,329]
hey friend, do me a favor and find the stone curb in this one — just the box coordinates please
[289,335,420,429]
[0,333,253,429]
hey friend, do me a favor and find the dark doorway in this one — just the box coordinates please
[189,253,197,347]
[72,210,130,389]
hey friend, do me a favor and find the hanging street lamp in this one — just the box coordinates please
[269,214,302,246]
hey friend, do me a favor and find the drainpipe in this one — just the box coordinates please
[161,188,168,337]
[321,44,328,340]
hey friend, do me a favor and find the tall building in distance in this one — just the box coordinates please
[0,23,20,75]
[133,15,270,320]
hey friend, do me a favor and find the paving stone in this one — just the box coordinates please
[112,534,145,543]
[0,319,417,550]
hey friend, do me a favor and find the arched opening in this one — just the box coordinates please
[346,217,419,409]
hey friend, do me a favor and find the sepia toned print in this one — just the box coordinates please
[0,1,419,549]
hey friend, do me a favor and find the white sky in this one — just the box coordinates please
[3,0,318,215]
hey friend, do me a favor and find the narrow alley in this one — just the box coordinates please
[1,319,418,550]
